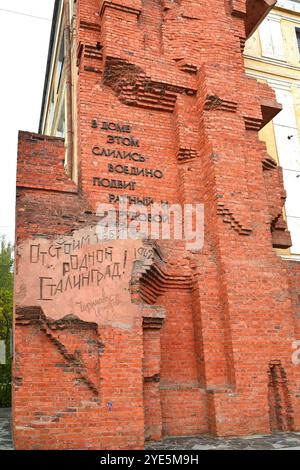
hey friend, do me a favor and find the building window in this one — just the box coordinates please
[42,24,67,137]
[259,17,285,60]
[56,33,65,93]
[49,89,55,130]
[56,100,66,138]
[272,87,300,255]
[295,28,300,58]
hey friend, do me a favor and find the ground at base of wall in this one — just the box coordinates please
[146,433,300,450]
[0,408,13,450]
[2,408,300,451]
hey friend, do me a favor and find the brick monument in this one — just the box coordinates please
[13,0,300,449]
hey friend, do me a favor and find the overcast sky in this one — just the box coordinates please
[0,0,54,243]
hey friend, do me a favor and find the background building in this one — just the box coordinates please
[245,0,300,257]
[39,0,77,180]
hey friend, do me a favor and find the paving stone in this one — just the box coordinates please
[273,443,290,449]
[279,447,300,450]
[192,444,216,450]
[0,410,13,450]
[146,432,300,451]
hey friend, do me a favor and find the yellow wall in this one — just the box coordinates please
[244,3,300,257]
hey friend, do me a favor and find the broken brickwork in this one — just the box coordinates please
[13,0,300,449]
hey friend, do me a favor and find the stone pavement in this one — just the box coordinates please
[0,408,13,450]
[1,407,300,450]
[146,433,300,450]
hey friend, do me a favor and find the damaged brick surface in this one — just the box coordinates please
[13,0,300,450]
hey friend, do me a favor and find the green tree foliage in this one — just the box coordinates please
[0,236,13,290]
[0,236,13,407]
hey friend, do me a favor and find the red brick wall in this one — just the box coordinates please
[287,261,300,338]
[14,133,146,449]
[13,0,300,449]
[143,326,162,441]
[159,290,207,436]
